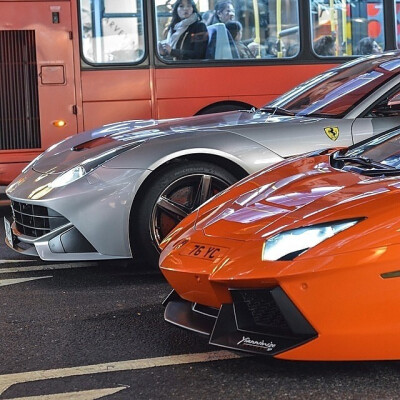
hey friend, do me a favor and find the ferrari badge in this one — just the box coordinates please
[324,126,339,141]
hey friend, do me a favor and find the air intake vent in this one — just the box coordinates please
[0,30,41,150]
[231,288,292,335]
[11,200,69,238]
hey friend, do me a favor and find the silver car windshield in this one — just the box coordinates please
[267,53,400,118]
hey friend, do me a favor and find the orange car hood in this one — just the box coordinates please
[196,157,400,241]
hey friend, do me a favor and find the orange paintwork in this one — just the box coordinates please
[160,151,400,361]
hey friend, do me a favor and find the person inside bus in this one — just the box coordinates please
[356,37,383,55]
[201,10,214,25]
[313,35,336,56]
[158,0,208,60]
[225,21,254,58]
[209,1,235,25]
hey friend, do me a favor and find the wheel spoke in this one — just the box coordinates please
[157,196,189,220]
[193,175,212,210]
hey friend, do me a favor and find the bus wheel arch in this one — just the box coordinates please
[196,101,253,115]
[129,155,248,267]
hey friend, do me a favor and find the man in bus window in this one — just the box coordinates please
[356,37,383,55]
[314,35,336,57]
[209,1,236,25]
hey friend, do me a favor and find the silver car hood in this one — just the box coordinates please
[32,111,318,174]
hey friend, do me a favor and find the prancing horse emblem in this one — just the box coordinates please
[324,126,339,141]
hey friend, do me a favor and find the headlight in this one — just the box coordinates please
[262,219,362,261]
[47,142,142,189]
[49,166,86,188]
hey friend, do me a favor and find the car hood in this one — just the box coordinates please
[195,156,400,241]
[32,111,319,174]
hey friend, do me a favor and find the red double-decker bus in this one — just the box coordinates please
[0,0,397,184]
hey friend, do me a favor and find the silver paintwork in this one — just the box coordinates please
[6,54,400,261]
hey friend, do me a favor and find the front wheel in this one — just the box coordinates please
[132,161,238,267]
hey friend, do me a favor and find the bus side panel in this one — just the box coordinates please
[0,0,77,184]
[154,64,337,117]
[80,69,152,130]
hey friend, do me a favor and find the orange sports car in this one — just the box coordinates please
[160,127,400,361]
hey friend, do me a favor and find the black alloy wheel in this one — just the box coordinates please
[133,161,238,267]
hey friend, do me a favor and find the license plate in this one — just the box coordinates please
[4,217,13,248]
[180,243,228,260]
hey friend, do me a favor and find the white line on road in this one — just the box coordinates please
[0,351,246,394]
[4,386,127,400]
[0,260,35,264]
[0,263,96,274]
[0,276,52,287]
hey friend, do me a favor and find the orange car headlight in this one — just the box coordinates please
[262,219,362,261]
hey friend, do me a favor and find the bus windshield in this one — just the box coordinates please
[268,54,400,118]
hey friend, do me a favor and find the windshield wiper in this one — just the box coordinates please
[332,153,400,175]
[333,155,389,169]
[258,106,296,116]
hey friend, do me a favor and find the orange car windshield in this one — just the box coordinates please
[345,130,400,170]
[268,55,400,118]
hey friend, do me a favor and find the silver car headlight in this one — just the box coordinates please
[48,142,143,189]
[262,219,362,261]
[49,166,86,188]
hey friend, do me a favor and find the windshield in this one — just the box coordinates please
[266,53,400,118]
[343,129,400,170]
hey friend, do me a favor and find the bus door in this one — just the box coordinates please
[78,0,150,130]
[0,1,77,180]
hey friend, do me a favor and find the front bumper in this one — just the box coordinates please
[5,166,148,261]
[163,287,317,356]
[4,214,121,261]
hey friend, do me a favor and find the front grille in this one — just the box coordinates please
[231,288,292,335]
[0,30,41,150]
[11,200,68,238]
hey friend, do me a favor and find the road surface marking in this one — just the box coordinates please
[0,260,35,264]
[0,276,52,287]
[3,386,127,400]
[0,263,96,274]
[0,351,245,394]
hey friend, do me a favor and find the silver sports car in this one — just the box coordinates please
[5,52,400,266]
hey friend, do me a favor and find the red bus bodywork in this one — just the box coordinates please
[0,0,339,184]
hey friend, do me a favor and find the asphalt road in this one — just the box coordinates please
[1,202,400,399]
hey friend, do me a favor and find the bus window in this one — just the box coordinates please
[154,0,300,60]
[80,0,145,64]
[396,0,400,49]
[310,0,384,57]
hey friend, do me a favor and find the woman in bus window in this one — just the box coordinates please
[209,0,236,25]
[158,0,208,60]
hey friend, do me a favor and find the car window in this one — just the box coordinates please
[366,88,400,118]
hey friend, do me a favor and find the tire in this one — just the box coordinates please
[132,161,238,268]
